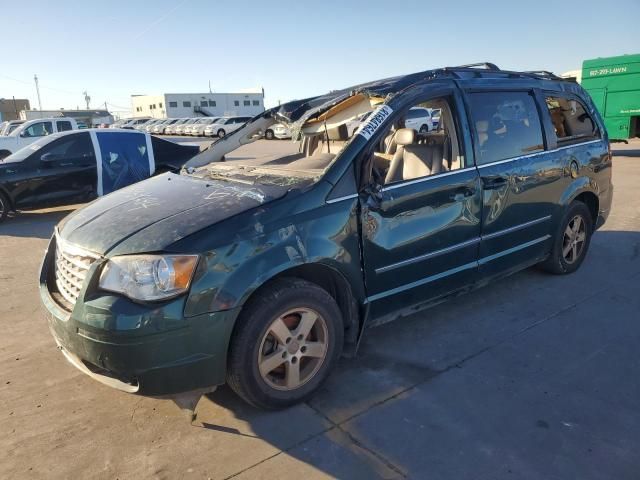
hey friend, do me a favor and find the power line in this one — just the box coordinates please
[1,74,132,112]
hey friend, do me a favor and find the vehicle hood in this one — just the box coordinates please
[58,173,288,255]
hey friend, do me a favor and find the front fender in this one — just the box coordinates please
[183,199,364,317]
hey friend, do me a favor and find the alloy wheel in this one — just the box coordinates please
[562,214,587,264]
[257,307,328,391]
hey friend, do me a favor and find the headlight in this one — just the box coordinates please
[99,255,199,301]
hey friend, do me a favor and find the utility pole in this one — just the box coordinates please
[34,74,42,111]
[12,96,18,117]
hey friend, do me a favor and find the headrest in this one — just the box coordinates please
[476,120,489,133]
[394,128,416,146]
[327,124,349,140]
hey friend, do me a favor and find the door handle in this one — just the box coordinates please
[482,176,508,190]
[450,187,475,202]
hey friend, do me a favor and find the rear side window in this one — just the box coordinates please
[43,132,94,161]
[56,120,73,132]
[22,121,53,138]
[544,96,599,144]
[468,91,544,165]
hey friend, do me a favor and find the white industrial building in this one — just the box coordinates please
[131,91,265,119]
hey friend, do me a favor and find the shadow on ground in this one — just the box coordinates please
[613,149,640,157]
[0,207,77,239]
[182,229,640,479]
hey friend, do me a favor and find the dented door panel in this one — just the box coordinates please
[361,168,482,322]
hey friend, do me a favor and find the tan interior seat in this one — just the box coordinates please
[384,128,445,184]
[313,124,349,155]
[476,120,489,147]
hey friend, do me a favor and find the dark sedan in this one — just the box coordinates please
[0,129,199,222]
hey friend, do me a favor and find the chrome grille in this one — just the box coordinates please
[54,235,99,307]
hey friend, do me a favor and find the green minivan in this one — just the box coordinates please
[40,64,613,409]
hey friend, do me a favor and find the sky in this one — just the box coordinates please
[1,0,638,115]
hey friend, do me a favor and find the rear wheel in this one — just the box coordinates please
[0,150,11,161]
[227,278,344,409]
[265,129,275,140]
[0,191,9,223]
[217,129,226,138]
[540,201,592,274]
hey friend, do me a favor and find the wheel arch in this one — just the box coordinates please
[238,262,362,347]
[560,178,600,227]
[573,191,599,227]
[0,184,14,211]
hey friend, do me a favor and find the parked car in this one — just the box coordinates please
[346,111,372,137]
[40,64,612,410]
[109,119,129,129]
[430,108,441,129]
[0,129,199,223]
[183,118,209,136]
[203,116,252,137]
[151,118,179,135]
[175,118,200,136]
[164,118,190,135]
[133,119,156,131]
[404,107,434,133]
[121,118,151,129]
[190,117,222,137]
[143,119,165,133]
[264,123,291,140]
[0,120,25,136]
[0,117,81,160]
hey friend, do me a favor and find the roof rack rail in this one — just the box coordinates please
[448,62,501,71]
[521,70,561,79]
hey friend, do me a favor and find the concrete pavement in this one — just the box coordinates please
[0,142,638,479]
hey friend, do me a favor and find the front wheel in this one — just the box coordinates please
[540,201,593,274]
[0,191,9,223]
[227,278,344,409]
[217,129,226,138]
[419,124,429,133]
[265,129,275,140]
[0,150,11,161]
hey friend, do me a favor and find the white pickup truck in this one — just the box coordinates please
[0,117,81,160]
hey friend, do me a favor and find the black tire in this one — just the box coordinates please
[0,191,9,223]
[419,124,429,133]
[227,277,344,409]
[539,201,593,275]
[265,129,275,140]
[0,150,11,161]
[217,129,226,138]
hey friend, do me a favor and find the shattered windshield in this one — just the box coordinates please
[185,92,388,187]
[189,126,356,187]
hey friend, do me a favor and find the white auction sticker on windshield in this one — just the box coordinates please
[356,105,393,140]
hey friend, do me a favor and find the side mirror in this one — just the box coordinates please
[20,131,30,138]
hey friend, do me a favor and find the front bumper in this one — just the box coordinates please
[39,236,241,396]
